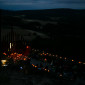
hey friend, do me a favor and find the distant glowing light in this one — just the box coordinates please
[12,43,13,46]
[48,70,50,72]
[64,57,67,60]
[47,53,48,54]
[35,66,37,68]
[72,60,74,62]
[3,53,6,55]
[43,53,44,55]
[60,74,62,77]
[20,67,23,69]
[53,55,55,56]
[83,63,85,64]
[79,61,82,64]
[26,46,29,48]
[14,52,17,54]
[1,60,7,66]
[45,69,47,71]
[60,57,62,59]
[10,43,11,49]
[24,58,26,61]
[45,54,47,56]
[11,53,13,55]
[44,58,47,61]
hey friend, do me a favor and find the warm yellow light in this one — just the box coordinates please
[12,43,13,46]
[14,52,17,54]
[1,60,7,66]
[11,53,13,55]
[35,66,37,68]
[33,65,35,67]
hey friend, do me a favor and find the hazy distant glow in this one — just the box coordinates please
[0,0,85,10]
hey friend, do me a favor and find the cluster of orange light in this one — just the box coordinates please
[3,52,7,55]
[8,52,28,62]
[32,64,37,68]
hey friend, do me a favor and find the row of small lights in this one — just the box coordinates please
[32,49,85,65]
[31,64,50,72]
[31,63,65,77]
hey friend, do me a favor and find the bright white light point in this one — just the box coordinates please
[10,43,11,49]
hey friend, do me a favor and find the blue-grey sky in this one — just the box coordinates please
[0,0,85,10]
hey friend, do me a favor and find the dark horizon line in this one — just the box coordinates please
[0,8,85,11]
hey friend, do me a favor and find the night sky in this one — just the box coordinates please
[0,0,85,10]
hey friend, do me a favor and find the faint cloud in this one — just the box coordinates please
[4,2,33,5]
